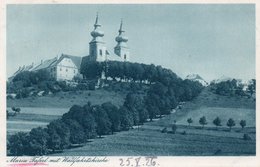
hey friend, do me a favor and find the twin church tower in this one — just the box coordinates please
[88,14,130,62]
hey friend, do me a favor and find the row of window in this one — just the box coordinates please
[50,67,76,74]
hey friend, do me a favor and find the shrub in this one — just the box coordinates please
[243,134,251,140]
[172,124,177,134]
[181,131,187,135]
[76,83,89,90]
[161,127,167,133]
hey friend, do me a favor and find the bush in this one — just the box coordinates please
[16,88,30,99]
[181,131,187,135]
[76,83,89,90]
[243,134,251,140]
[161,127,167,133]
[172,124,177,134]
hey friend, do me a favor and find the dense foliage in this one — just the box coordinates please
[8,61,205,156]
[210,79,256,97]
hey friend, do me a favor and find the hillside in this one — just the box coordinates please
[7,89,127,108]
[53,87,255,156]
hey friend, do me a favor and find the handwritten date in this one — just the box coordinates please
[119,157,158,167]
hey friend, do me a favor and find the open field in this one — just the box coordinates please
[7,113,61,135]
[7,89,126,108]
[53,119,255,156]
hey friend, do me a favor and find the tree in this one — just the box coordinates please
[213,117,222,130]
[145,93,161,120]
[138,108,149,124]
[27,127,49,155]
[240,120,246,129]
[187,118,193,126]
[12,107,21,115]
[199,116,207,128]
[47,119,71,151]
[226,118,236,131]
[102,102,121,134]
[47,132,62,152]
[65,119,86,144]
[119,106,133,131]
[247,79,256,96]
[8,132,29,156]
[92,106,112,137]
[6,110,10,119]
[62,104,97,139]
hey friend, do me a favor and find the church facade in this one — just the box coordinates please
[9,14,130,82]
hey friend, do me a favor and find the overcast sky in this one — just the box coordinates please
[7,4,255,81]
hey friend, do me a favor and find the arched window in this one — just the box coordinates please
[124,54,127,60]
[99,49,102,56]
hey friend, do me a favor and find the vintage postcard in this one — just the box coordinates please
[0,0,259,167]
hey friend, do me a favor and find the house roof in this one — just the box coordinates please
[31,54,82,71]
[32,57,58,71]
[59,54,82,69]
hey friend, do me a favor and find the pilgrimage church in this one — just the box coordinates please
[9,14,130,81]
[84,14,130,62]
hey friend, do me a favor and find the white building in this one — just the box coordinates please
[10,54,82,81]
[10,14,130,82]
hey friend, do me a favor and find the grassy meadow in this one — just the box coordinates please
[53,88,255,156]
[7,87,256,155]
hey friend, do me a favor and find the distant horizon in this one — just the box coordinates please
[7,4,255,82]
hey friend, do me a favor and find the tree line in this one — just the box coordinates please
[81,61,178,83]
[210,79,256,97]
[8,80,203,155]
[186,116,247,130]
[8,61,204,156]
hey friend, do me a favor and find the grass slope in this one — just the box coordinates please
[53,88,256,156]
[7,89,126,108]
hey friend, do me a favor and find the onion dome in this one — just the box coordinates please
[91,13,104,38]
[115,20,128,43]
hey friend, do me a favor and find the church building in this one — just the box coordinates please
[9,14,130,82]
[82,14,130,63]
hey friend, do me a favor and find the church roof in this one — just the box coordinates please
[106,54,124,62]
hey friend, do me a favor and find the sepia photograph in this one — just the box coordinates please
[1,1,259,167]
